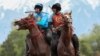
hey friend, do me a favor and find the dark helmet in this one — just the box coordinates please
[52,3,61,11]
[34,3,43,11]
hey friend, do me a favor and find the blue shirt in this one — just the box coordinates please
[33,12,49,28]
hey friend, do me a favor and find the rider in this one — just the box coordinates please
[50,3,64,56]
[51,3,64,37]
[33,3,48,29]
[33,3,51,45]
[50,3,80,56]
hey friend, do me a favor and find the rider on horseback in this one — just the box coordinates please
[51,3,64,37]
[33,3,48,29]
[50,3,80,56]
[33,3,52,45]
[49,3,64,56]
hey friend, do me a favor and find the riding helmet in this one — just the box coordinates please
[52,3,61,11]
[34,3,43,11]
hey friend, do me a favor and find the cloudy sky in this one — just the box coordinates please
[0,0,100,44]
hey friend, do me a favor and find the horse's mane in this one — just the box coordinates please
[20,14,37,29]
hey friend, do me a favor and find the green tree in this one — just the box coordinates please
[80,24,100,56]
[0,30,28,56]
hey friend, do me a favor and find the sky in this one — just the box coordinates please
[0,0,100,44]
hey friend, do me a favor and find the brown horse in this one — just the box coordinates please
[14,14,51,56]
[63,12,80,56]
[57,12,75,56]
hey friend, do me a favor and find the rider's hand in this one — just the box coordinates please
[52,28,57,32]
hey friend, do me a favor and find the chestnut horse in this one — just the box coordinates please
[57,12,75,56]
[14,14,50,56]
[63,12,80,56]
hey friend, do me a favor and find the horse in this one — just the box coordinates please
[14,14,51,56]
[64,12,80,56]
[57,12,75,56]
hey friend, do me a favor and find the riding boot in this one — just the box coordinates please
[51,32,59,56]
[72,34,80,56]
[43,28,52,46]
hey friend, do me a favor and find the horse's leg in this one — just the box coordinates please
[38,46,51,56]
[26,35,35,56]
[25,37,29,56]
[72,34,80,56]
[41,50,51,56]
[25,43,29,56]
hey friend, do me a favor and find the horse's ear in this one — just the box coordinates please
[69,11,72,15]
[27,13,33,19]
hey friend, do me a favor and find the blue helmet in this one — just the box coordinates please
[34,3,43,11]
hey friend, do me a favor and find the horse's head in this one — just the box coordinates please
[63,11,72,28]
[14,14,35,30]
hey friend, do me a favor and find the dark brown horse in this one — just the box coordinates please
[57,12,75,56]
[14,14,51,56]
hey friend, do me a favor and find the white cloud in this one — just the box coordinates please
[32,0,50,4]
[61,0,71,12]
[86,0,100,10]
[0,0,26,10]
[0,0,50,11]
[0,12,5,20]
[55,0,60,3]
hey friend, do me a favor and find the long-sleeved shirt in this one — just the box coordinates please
[52,12,64,28]
[33,12,49,28]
